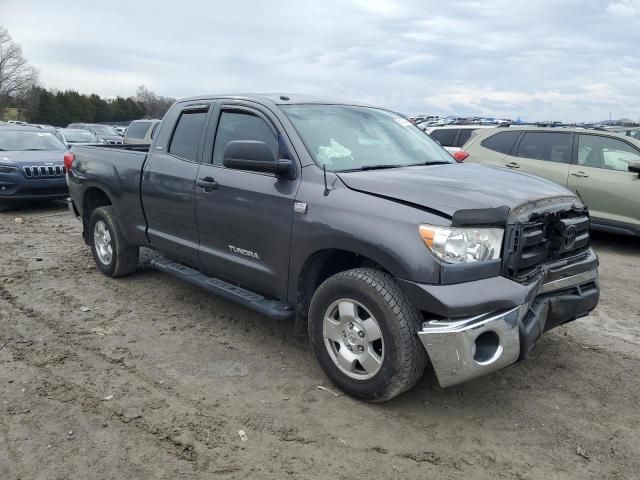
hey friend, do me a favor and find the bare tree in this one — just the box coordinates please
[0,27,39,117]
[135,85,175,119]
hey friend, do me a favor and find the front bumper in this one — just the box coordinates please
[0,172,68,201]
[403,249,599,387]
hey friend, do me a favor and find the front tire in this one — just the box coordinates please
[89,206,138,277]
[309,268,427,402]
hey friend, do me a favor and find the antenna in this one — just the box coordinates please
[323,164,329,196]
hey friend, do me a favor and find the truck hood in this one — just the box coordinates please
[336,163,574,218]
[0,150,66,165]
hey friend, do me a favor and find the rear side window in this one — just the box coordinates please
[126,121,151,139]
[169,110,208,162]
[481,131,521,154]
[456,129,476,147]
[429,129,458,147]
[212,111,278,166]
[516,132,572,163]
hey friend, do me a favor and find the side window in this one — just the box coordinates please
[516,132,572,163]
[629,130,640,140]
[456,128,476,147]
[480,131,520,154]
[126,121,151,139]
[429,129,457,147]
[577,135,640,172]
[213,111,278,166]
[168,110,208,162]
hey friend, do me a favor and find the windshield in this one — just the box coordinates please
[0,131,67,151]
[90,125,118,135]
[280,105,454,171]
[64,130,98,142]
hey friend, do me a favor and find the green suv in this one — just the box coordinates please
[463,127,640,236]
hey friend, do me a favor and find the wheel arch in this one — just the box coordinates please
[293,247,390,334]
[81,186,113,244]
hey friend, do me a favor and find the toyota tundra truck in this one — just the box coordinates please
[66,94,599,402]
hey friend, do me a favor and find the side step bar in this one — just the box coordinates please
[150,257,294,320]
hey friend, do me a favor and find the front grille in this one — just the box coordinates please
[504,208,590,281]
[106,140,122,144]
[23,165,66,178]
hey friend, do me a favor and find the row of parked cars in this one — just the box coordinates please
[2,119,163,146]
[0,118,161,209]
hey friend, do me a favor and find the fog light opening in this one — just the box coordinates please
[473,331,501,364]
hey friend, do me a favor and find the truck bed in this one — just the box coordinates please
[68,143,150,246]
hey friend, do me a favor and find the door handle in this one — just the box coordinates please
[571,171,589,178]
[505,162,520,169]
[196,176,219,191]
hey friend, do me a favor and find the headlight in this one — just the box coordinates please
[0,165,18,174]
[419,224,504,264]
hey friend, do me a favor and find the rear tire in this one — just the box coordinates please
[89,206,138,277]
[309,268,427,402]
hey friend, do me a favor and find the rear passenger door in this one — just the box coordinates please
[503,131,573,186]
[141,102,211,266]
[194,103,299,301]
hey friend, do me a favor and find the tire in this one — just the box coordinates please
[308,268,427,402]
[89,206,138,277]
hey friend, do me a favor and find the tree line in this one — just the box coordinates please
[20,87,145,126]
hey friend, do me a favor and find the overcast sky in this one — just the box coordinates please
[2,0,639,121]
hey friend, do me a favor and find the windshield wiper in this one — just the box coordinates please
[410,161,452,166]
[358,164,405,171]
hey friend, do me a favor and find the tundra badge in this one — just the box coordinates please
[228,245,260,260]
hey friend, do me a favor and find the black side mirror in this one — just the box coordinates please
[628,162,640,177]
[223,140,293,177]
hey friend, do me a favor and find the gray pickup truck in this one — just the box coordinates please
[66,94,600,402]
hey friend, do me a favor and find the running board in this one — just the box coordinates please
[150,257,294,320]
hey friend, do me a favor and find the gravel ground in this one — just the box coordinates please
[0,201,639,479]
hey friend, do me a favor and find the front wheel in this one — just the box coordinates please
[309,268,427,402]
[89,206,138,277]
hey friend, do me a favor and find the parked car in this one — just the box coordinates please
[422,125,495,154]
[66,123,122,144]
[0,126,68,209]
[53,128,102,147]
[66,94,599,402]
[462,127,640,236]
[124,119,161,145]
[114,126,127,136]
[7,120,28,126]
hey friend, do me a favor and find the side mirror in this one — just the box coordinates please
[628,162,640,177]
[223,140,293,177]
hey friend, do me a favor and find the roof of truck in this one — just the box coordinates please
[177,93,374,107]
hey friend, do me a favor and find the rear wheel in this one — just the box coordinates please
[89,206,138,277]
[309,268,427,402]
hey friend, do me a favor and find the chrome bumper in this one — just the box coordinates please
[418,268,598,388]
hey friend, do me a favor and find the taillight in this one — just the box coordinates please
[453,151,469,162]
[63,152,75,170]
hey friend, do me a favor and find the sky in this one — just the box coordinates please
[2,0,639,122]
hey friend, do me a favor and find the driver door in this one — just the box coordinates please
[194,104,299,300]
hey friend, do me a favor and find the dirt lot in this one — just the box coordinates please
[0,201,639,479]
